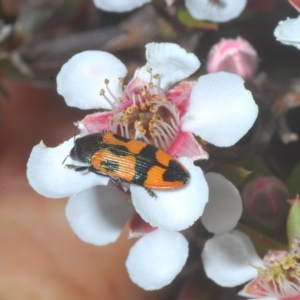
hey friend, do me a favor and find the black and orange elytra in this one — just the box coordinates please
[65,131,190,197]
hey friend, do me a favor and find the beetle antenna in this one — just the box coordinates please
[62,155,70,165]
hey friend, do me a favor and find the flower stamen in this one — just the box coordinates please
[104,69,181,151]
[104,79,120,104]
[100,88,116,110]
[249,240,300,299]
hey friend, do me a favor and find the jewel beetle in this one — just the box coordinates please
[64,131,190,197]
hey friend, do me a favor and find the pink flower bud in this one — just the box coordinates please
[242,176,289,218]
[207,37,258,80]
[246,0,277,11]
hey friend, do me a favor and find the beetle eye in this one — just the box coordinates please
[70,147,76,159]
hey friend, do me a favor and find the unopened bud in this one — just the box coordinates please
[207,37,258,80]
[242,176,289,218]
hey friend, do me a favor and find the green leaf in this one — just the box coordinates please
[17,5,53,38]
[177,8,218,30]
[287,198,300,247]
[242,156,272,177]
[237,223,287,257]
[286,161,300,198]
[210,164,251,187]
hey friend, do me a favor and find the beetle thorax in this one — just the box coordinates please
[100,68,180,152]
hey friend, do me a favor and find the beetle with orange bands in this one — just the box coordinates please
[65,131,190,197]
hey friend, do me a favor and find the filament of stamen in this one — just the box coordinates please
[152,74,161,94]
[155,129,168,150]
[120,124,124,136]
[153,137,159,148]
[169,117,179,133]
[100,89,116,111]
[157,119,177,139]
[155,125,172,150]
[124,124,129,138]
[104,79,118,103]
[147,67,153,83]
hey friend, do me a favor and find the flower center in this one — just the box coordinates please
[252,241,300,298]
[210,0,225,9]
[100,68,180,151]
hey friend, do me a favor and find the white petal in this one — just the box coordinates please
[57,51,127,110]
[202,230,263,287]
[93,0,150,12]
[182,72,258,147]
[0,24,13,43]
[201,173,242,234]
[165,0,175,6]
[66,183,134,245]
[185,0,246,22]
[27,137,109,198]
[130,157,208,231]
[247,298,277,300]
[126,230,188,290]
[274,16,300,50]
[137,43,200,89]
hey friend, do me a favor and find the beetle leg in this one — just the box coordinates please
[144,187,157,198]
[101,128,108,134]
[65,164,89,172]
[88,166,110,177]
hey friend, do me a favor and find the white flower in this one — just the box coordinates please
[93,0,247,22]
[202,231,300,299]
[27,42,258,290]
[201,172,300,299]
[28,42,257,237]
[185,0,247,22]
[274,15,300,50]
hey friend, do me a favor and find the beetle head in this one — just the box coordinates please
[69,133,104,163]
